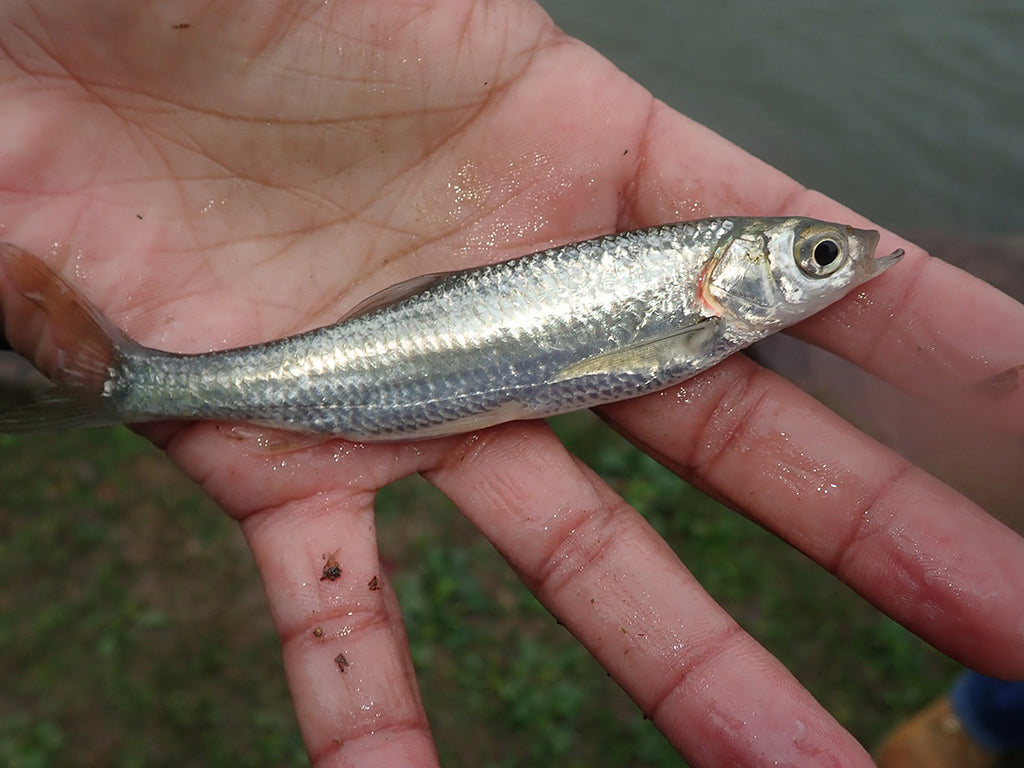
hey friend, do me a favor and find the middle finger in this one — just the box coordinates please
[423,421,873,768]
[598,353,1024,674]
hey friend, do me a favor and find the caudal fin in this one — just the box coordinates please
[0,243,131,432]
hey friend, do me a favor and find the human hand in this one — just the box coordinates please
[2,2,1023,767]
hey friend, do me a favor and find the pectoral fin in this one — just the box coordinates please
[546,316,721,385]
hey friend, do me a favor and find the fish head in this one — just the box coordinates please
[704,217,901,328]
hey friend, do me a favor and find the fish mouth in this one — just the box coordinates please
[872,247,905,274]
[854,227,903,275]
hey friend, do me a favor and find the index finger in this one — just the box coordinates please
[603,104,1024,674]
[624,104,1024,433]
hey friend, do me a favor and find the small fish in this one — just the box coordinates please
[0,218,901,441]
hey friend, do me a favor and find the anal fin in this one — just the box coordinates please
[218,423,336,453]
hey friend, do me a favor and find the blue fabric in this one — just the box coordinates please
[950,671,1024,752]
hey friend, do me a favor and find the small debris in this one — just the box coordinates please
[368,575,380,591]
[334,652,350,672]
[171,22,191,30]
[312,627,323,638]
[320,552,341,581]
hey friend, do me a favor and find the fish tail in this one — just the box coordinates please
[0,243,133,432]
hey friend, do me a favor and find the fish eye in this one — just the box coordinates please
[796,231,847,277]
[813,239,840,267]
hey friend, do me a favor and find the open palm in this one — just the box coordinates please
[3,2,1023,766]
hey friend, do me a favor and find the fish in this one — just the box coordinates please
[0,217,902,441]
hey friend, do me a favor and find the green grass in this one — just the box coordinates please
[0,414,960,767]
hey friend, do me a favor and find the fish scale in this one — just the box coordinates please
[0,218,902,439]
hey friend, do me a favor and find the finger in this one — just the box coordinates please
[423,422,875,768]
[597,353,1024,677]
[770,192,1024,434]
[615,109,1024,522]
[617,106,1024,434]
[163,424,441,767]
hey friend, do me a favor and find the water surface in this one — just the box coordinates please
[541,0,1024,234]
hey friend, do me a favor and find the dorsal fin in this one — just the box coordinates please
[339,272,454,322]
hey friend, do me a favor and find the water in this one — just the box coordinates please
[540,0,1024,235]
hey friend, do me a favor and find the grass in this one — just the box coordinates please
[0,413,961,767]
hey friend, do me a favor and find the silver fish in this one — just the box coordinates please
[0,217,901,440]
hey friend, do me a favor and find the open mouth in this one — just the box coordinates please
[874,247,905,273]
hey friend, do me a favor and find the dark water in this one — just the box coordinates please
[541,0,1024,235]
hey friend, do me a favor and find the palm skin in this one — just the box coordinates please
[2,2,1023,766]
